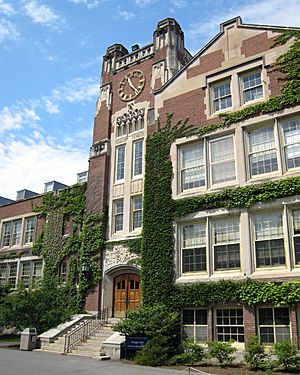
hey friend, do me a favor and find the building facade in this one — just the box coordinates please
[1,17,300,348]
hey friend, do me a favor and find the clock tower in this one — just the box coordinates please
[85,18,191,313]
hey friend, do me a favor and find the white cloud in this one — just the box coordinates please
[43,99,60,114]
[117,7,135,20]
[68,0,105,9]
[0,1,15,15]
[0,106,40,135]
[23,0,64,28]
[170,0,186,8]
[134,0,155,6]
[187,0,300,43]
[0,137,88,199]
[0,18,19,43]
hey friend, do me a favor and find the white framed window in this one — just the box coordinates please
[0,261,18,287]
[24,217,36,244]
[133,140,143,177]
[247,126,278,177]
[281,117,300,170]
[258,307,290,343]
[132,195,143,230]
[215,308,245,342]
[113,199,124,232]
[58,259,68,283]
[115,145,125,181]
[254,212,285,268]
[292,210,300,265]
[216,308,244,342]
[180,143,205,191]
[20,261,31,287]
[240,70,263,104]
[213,218,240,271]
[209,136,236,185]
[182,223,206,273]
[182,309,208,343]
[32,260,43,286]
[211,80,232,113]
[1,216,36,249]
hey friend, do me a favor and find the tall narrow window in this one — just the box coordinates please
[24,217,35,244]
[292,210,300,265]
[258,307,290,343]
[114,199,124,232]
[32,260,43,286]
[213,218,240,271]
[0,263,7,286]
[248,126,278,176]
[182,309,208,342]
[254,212,285,268]
[216,308,244,342]
[12,219,22,246]
[20,261,31,287]
[182,223,206,273]
[240,70,263,104]
[211,80,232,113]
[181,144,205,190]
[116,145,125,181]
[210,136,236,184]
[8,262,17,287]
[133,140,143,176]
[2,222,12,247]
[132,195,143,230]
[282,118,300,170]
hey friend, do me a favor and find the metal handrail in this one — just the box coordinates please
[64,307,109,353]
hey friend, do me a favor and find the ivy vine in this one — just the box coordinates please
[141,30,300,308]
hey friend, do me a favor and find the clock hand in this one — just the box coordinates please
[127,77,139,94]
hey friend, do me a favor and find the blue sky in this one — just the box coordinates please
[1,0,300,199]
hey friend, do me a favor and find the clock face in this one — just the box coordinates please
[118,70,145,102]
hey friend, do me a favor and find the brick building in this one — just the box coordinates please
[1,17,300,348]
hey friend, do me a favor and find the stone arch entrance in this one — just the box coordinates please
[103,265,140,318]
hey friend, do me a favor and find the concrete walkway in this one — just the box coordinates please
[0,348,190,375]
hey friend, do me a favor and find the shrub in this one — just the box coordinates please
[208,341,236,367]
[134,335,171,366]
[169,338,206,365]
[244,336,267,370]
[273,339,299,370]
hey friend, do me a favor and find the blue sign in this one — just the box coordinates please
[125,336,148,358]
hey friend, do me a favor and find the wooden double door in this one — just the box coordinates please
[114,274,141,317]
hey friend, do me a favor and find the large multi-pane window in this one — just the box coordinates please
[248,126,278,177]
[292,210,300,265]
[182,223,206,273]
[240,70,263,104]
[114,199,124,232]
[132,195,143,230]
[133,140,143,176]
[254,212,285,268]
[116,145,125,181]
[209,136,236,184]
[211,80,232,113]
[216,308,244,342]
[1,216,36,248]
[182,309,208,342]
[213,218,240,271]
[258,307,290,343]
[282,118,300,170]
[181,144,205,191]
[0,259,42,288]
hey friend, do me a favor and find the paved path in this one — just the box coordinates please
[0,348,183,375]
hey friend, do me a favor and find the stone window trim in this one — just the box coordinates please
[0,256,43,289]
[132,139,144,178]
[206,59,266,118]
[113,199,124,233]
[131,195,143,231]
[0,215,37,249]
[179,215,241,277]
[115,144,126,182]
[177,133,237,193]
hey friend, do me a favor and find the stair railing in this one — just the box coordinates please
[64,307,109,354]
